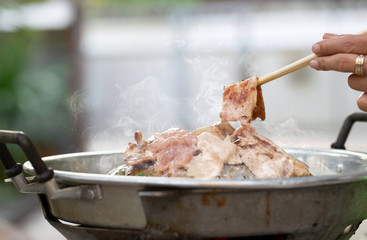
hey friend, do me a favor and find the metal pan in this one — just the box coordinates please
[1,113,367,240]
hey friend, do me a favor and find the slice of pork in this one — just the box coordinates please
[186,132,237,178]
[220,77,265,126]
[230,126,311,178]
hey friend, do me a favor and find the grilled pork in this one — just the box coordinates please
[230,126,311,178]
[109,77,311,179]
[220,76,265,126]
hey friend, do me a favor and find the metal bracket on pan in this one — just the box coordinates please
[0,130,103,201]
[7,173,103,200]
[44,180,103,200]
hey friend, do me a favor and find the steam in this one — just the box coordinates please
[185,54,229,127]
[239,51,259,79]
[69,39,324,152]
[191,57,227,104]
[68,89,85,124]
[252,118,327,149]
[69,76,189,150]
[114,76,179,135]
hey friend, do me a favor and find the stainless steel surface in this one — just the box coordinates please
[22,149,367,239]
[23,149,367,188]
[7,173,102,201]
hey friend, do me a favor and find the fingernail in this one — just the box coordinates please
[312,44,321,54]
[309,60,319,69]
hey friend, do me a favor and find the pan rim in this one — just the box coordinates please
[23,148,367,190]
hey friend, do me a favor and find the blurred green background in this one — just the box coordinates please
[0,1,75,206]
[1,2,367,239]
[0,0,199,210]
[2,0,367,205]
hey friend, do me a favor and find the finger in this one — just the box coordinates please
[310,53,360,72]
[312,33,367,57]
[323,33,342,40]
[357,92,367,112]
[348,74,367,92]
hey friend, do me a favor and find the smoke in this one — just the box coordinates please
[184,54,229,127]
[74,76,186,150]
[239,51,259,79]
[113,76,179,135]
[189,56,228,104]
[69,32,326,152]
[68,53,328,152]
[252,118,327,149]
[68,89,85,123]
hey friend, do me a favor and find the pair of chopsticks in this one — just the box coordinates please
[257,30,367,86]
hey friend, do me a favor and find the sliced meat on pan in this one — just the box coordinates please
[220,76,265,126]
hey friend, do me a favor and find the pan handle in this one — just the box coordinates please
[0,130,102,200]
[331,113,367,150]
[0,130,53,182]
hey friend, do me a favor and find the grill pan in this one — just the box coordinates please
[1,113,367,240]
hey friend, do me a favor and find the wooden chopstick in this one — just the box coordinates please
[257,30,367,86]
[257,53,316,85]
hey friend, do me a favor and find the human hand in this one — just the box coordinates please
[309,33,367,112]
